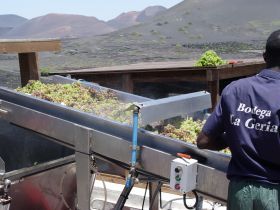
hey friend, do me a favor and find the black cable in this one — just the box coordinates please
[141,181,149,210]
[159,187,163,209]
[183,190,199,209]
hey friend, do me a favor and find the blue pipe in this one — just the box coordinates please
[125,106,139,188]
[131,108,139,167]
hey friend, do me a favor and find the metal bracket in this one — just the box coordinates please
[129,145,140,151]
[135,91,211,125]
[0,109,8,115]
[89,155,97,174]
[0,179,12,208]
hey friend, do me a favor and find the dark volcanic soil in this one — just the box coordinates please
[0,69,20,88]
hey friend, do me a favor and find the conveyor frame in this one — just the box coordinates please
[0,76,230,209]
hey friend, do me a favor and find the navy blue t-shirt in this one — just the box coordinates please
[203,69,280,184]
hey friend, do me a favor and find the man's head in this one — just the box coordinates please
[263,29,280,68]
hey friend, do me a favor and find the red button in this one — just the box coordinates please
[175,184,180,190]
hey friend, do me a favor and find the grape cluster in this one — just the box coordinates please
[195,50,227,67]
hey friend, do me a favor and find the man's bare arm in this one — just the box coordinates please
[196,132,228,151]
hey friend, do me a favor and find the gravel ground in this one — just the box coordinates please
[0,69,21,89]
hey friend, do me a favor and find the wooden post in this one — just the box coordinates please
[18,52,39,86]
[121,73,134,93]
[206,69,220,109]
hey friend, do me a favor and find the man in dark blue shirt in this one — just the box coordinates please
[197,29,280,210]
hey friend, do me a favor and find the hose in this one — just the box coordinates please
[183,190,198,209]
[59,164,108,210]
[59,164,75,210]
[141,182,149,210]
[91,168,107,210]
[160,188,199,210]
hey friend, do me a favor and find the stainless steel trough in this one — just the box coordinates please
[0,75,230,209]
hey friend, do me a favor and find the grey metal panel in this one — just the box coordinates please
[4,156,75,181]
[0,157,4,176]
[196,164,229,203]
[91,130,132,164]
[140,146,174,179]
[137,91,211,125]
[0,118,74,173]
[74,125,94,154]
[0,100,76,148]
[75,152,91,210]
[92,131,173,179]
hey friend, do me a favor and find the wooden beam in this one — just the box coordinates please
[61,70,207,83]
[207,69,220,108]
[218,63,265,80]
[207,80,219,109]
[121,74,134,93]
[0,39,61,53]
[18,52,39,86]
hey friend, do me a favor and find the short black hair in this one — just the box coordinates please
[264,29,280,68]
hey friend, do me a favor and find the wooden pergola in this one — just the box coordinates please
[0,39,61,86]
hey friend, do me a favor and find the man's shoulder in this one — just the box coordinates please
[223,76,255,94]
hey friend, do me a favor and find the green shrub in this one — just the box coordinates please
[195,50,227,67]
[40,67,50,76]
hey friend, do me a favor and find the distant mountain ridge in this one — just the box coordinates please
[0,14,27,27]
[0,14,27,36]
[136,6,167,22]
[107,11,140,30]
[0,5,166,38]
[107,6,166,29]
[3,13,115,38]
[115,0,280,43]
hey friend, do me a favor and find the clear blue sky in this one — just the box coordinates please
[1,0,183,21]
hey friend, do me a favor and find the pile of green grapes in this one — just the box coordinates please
[159,118,230,154]
[16,81,132,124]
[195,50,227,67]
[160,117,204,145]
[17,81,230,154]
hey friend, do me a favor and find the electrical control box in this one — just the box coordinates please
[170,158,198,193]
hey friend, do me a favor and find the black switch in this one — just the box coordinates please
[175,167,180,173]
